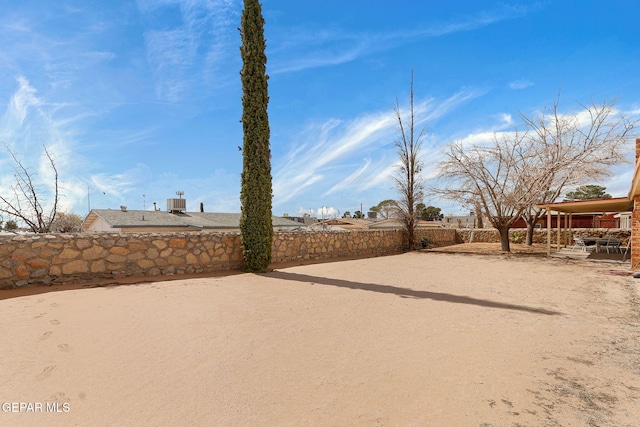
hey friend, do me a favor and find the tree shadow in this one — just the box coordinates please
[263,271,562,316]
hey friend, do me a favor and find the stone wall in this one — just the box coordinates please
[0,228,457,289]
[455,228,631,245]
[0,232,244,289]
[416,228,458,245]
[2,226,629,289]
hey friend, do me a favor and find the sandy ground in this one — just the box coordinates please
[1,251,639,426]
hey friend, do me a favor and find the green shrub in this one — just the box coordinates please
[510,231,524,244]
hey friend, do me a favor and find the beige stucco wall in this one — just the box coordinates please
[88,216,122,232]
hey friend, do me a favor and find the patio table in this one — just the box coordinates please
[583,237,622,253]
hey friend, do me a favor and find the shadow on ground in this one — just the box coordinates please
[264,270,562,316]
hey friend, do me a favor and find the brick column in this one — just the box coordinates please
[632,195,640,270]
[632,138,640,269]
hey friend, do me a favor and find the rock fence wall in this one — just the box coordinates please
[0,228,457,289]
[5,227,625,289]
[0,232,244,289]
[455,228,631,244]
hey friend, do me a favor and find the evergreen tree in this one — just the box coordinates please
[421,206,443,221]
[239,0,273,272]
[564,185,612,201]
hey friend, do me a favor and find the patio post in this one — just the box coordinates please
[556,211,561,252]
[564,212,569,247]
[568,213,573,247]
[547,208,551,256]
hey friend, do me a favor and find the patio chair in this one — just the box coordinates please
[607,238,622,254]
[601,238,622,254]
[570,237,589,252]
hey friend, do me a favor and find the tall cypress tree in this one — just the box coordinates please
[239,0,273,272]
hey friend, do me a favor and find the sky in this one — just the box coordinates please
[1,0,640,220]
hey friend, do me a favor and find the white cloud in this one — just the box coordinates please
[90,163,153,199]
[323,157,400,197]
[323,159,372,197]
[606,167,633,198]
[140,0,238,101]
[508,79,534,90]
[292,206,339,218]
[497,113,514,127]
[316,206,339,218]
[366,162,399,190]
[272,91,478,211]
[0,77,95,215]
[88,166,241,213]
[452,110,523,148]
[1,76,42,140]
[272,111,397,206]
[296,207,315,216]
[270,4,538,74]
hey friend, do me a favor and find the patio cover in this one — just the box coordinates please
[538,197,633,214]
[536,197,634,256]
[535,150,640,259]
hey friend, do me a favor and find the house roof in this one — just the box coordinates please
[319,218,373,228]
[82,209,301,231]
[366,219,444,229]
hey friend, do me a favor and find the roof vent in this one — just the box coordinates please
[167,198,186,213]
[120,205,127,212]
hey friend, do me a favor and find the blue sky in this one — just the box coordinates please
[1,1,640,219]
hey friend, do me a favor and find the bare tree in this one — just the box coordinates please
[434,130,541,252]
[51,212,83,233]
[392,71,426,250]
[434,96,635,250]
[0,144,59,233]
[519,97,635,244]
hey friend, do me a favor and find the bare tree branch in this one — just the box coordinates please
[519,96,636,244]
[433,131,539,251]
[0,144,60,233]
[433,95,636,250]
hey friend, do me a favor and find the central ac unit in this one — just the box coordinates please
[167,198,187,212]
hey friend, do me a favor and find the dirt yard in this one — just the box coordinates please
[1,251,639,426]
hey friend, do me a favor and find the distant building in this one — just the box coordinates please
[318,218,373,230]
[443,213,487,228]
[82,206,300,233]
[366,219,445,230]
[281,213,318,226]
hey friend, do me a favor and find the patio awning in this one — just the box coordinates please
[537,197,634,257]
[537,197,633,214]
